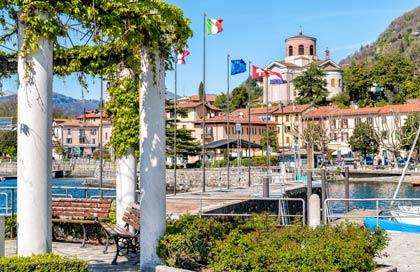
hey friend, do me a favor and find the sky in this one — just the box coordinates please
[2,0,419,100]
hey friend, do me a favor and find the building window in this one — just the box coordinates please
[342,132,349,142]
[338,79,342,87]
[79,137,85,144]
[309,45,314,55]
[381,116,387,124]
[92,138,96,145]
[355,118,361,126]
[330,120,336,129]
[298,44,304,55]
[91,129,96,135]
[79,129,85,137]
[67,128,71,135]
[285,115,289,122]
[331,79,335,87]
[342,119,348,128]
[367,117,373,124]
[288,45,293,56]
[66,138,72,144]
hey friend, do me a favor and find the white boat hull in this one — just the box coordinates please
[391,206,420,225]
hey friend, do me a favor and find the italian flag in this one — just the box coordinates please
[206,18,223,35]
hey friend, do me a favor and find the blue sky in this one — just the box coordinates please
[2,1,419,100]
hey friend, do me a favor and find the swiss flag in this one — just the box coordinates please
[252,65,268,79]
[177,50,190,65]
[268,70,283,79]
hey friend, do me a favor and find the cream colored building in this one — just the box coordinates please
[264,32,343,104]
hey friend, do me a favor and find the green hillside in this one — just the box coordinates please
[340,6,420,68]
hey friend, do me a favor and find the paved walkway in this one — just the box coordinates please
[4,232,420,271]
[5,240,140,271]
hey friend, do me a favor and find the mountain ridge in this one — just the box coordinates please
[340,6,420,67]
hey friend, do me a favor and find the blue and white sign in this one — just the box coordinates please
[270,79,288,84]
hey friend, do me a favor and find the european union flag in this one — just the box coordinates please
[231,59,246,75]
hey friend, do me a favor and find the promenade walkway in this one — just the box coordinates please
[5,240,140,272]
[4,232,420,271]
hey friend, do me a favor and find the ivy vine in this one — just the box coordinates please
[0,0,193,156]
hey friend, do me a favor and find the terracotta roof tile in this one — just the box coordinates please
[196,115,277,125]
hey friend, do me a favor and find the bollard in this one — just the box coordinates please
[308,194,321,228]
[0,216,4,256]
[263,177,270,198]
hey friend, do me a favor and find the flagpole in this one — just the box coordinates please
[174,54,177,195]
[226,54,230,190]
[248,61,251,187]
[202,13,206,193]
[265,76,270,177]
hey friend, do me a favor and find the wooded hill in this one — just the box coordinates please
[340,6,420,68]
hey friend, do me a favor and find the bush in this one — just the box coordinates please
[157,215,234,270]
[0,253,88,271]
[158,214,389,272]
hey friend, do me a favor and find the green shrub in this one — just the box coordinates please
[157,215,234,270]
[0,253,88,271]
[159,214,389,272]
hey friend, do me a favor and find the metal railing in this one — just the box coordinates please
[166,196,306,225]
[0,186,117,216]
[324,197,420,224]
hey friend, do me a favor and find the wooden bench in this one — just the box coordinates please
[52,198,112,247]
[100,202,140,265]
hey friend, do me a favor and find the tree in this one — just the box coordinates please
[166,127,201,162]
[260,128,279,152]
[349,123,379,159]
[394,75,420,103]
[198,82,204,102]
[301,123,330,170]
[293,63,328,106]
[331,91,350,108]
[401,112,420,152]
[343,61,372,102]
[0,130,16,156]
[371,53,416,103]
[230,86,248,110]
[374,111,409,167]
[213,93,228,111]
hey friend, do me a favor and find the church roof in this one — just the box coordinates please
[285,32,316,41]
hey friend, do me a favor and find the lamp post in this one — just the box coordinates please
[280,103,285,165]
[236,122,242,184]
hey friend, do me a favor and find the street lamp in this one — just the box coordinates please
[236,122,242,184]
[280,103,285,166]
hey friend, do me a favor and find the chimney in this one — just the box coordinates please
[324,48,330,60]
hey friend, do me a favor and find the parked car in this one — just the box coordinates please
[397,157,415,169]
[365,155,374,165]
[377,158,394,166]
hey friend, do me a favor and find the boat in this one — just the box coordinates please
[364,217,420,233]
[411,180,420,187]
[390,206,420,226]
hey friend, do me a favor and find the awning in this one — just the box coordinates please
[332,149,352,156]
[204,138,262,150]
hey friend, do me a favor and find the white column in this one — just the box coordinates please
[17,14,53,255]
[139,49,166,269]
[116,148,136,226]
[115,67,137,226]
[308,194,321,228]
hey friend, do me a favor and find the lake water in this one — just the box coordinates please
[0,177,419,215]
[327,180,420,213]
[0,178,115,214]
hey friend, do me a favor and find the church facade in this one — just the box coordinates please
[263,32,343,104]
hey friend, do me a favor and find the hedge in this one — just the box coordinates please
[158,214,389,272]
[0,254,88,271]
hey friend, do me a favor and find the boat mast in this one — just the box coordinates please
[391,125,420,204]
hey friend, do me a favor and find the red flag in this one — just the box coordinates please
[268,70,284,79]
[252,65,268,79]
[177,50,190,64]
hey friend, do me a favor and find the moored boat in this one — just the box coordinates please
[364,217,420,233]
[390,206,420,225]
